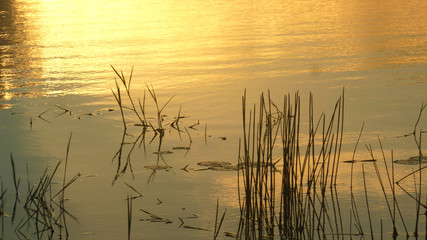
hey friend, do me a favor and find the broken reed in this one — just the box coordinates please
[237,90,344,239]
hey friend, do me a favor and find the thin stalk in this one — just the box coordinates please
[10,153,20,201]
[362,164,374,239]
[112,80,127,130]
[127,194,132,240]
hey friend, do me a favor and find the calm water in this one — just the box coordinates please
[1,0,427,239]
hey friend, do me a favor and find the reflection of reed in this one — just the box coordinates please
[126,193,133,240]
[395,103,427,237]
[111,125,176,184]
[112,129,146,185]
[110,67,190,184]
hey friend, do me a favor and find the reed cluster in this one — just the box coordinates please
[111,65,175,136]
[237,90,349,239]
[110,66,197,184]
[237,91,427,239]
[0,133,80,239]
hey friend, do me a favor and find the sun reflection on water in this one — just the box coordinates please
[0,0,425,102]
[0,0,426,238]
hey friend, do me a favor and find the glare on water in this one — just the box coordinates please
[0,0,426,239]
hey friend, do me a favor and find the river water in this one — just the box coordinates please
[1,0,426,239]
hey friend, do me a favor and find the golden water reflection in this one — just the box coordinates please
[0,0,44,105]
[0,0,425,102]
[0,1,426,237]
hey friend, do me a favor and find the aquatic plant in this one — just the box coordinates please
[110,67,200,184]
[236,90,427,239]
[213,198,227,240]
[237,90,344,239]
[127,194,133,240]
[0,133,80,239]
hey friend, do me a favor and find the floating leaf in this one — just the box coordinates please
[196,161,238,171]
[143,165,172,170]
[393,156,427,165]
[197,161,232,167]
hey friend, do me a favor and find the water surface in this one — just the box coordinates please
[1,0,426,239]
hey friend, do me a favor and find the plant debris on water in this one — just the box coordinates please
[393,156,427,165]
[143,165,172,170]
[196,161,239,171]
